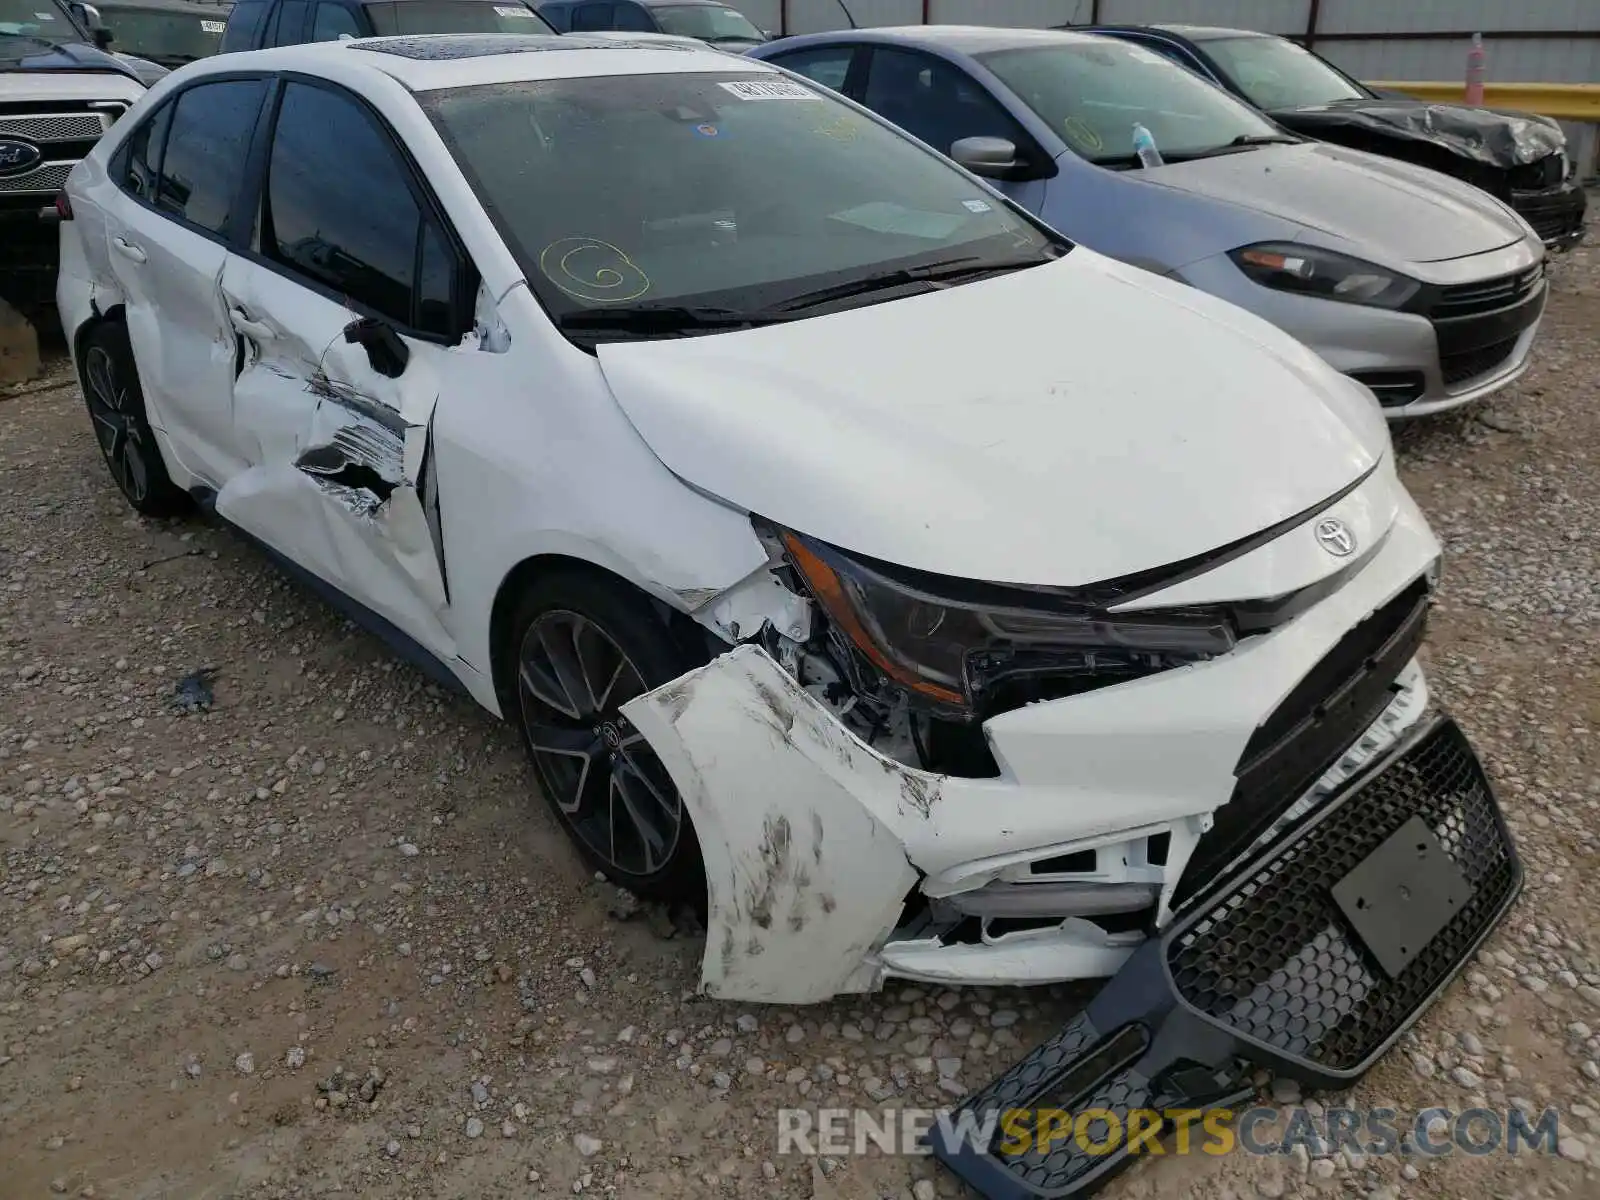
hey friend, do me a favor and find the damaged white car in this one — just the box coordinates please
[59,39,1520,1188]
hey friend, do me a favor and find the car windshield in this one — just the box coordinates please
[978,39,1288,166]
[423,71,1060,338]
[99,5,224,63]
[651,3,760,42]
[1202,35,1365,109]
[0,0,77,47]
[365,0,553,35]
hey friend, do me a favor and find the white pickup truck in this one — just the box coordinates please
[1,0,146,318]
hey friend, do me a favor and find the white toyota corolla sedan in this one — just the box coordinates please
[57,36,1519,1125]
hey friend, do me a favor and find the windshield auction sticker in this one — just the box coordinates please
[718,79,820,101]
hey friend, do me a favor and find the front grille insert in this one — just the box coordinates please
[1167,718,1518,1072]
[0,112,110,142]
[1174,578,1430,905]
[930,717,1520,1200]
[0,161,74,196]
[1431,264,1543,319]
[1440,337,1519,389]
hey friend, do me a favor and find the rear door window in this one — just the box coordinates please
[266,0,308,43]
[155,78,266,236]
[610,2,653,31]
[766,45,856,94]
[310,1,361,39]
[568,1,612,30]
[116,99,175,201]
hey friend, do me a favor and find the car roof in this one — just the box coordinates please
[778,24,1106,54]
[1147,24,1269,42]
[186,33,765,89]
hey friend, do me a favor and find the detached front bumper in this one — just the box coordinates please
[929,715,1521,1199]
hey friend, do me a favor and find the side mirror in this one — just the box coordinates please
[343,317,410,378]
[92,28,113,48]
[950,135,1020,178]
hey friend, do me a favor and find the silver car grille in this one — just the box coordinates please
[0,161,75,195]
[0,111,112,142]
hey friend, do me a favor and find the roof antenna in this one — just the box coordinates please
[836,0,859,29]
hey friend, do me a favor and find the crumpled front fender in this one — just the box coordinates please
[622,644,922,1003]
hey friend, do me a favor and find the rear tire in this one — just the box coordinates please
[504,570,707,903]
[79,321,189,517]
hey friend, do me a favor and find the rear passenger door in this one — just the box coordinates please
[215,77,476,656]
[97,76,268,487]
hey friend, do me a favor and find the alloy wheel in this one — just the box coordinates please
[84,346,150,505]
[516,610,684,879]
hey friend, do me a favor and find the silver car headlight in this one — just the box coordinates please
[1230,243,1421,310]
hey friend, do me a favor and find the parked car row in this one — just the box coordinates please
[51,34,1528,1200]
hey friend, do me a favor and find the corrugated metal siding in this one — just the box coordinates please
[1318,39,1600,86]
[738,0,1600,83]
[1097,0,1308,35]
[1318,0,1600,34]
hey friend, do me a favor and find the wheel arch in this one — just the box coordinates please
[486,552,714,719]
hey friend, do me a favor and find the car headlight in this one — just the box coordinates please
[1230,243,1420,310]
[780,531,1237,717]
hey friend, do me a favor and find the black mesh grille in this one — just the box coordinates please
[1167,720,1518,1072]
[1174,579,1430,904]
[1441,338,1519,388]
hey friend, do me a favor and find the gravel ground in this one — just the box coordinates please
[3,208,1599,1200]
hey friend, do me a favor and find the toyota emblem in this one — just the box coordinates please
[1314,517,1356,558]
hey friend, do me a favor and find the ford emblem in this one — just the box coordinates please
[0,137,43,178]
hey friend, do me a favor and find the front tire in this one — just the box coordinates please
[79,321,188,517]
[505,571,707,903]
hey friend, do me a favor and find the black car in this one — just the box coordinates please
[95,0,227,68]
[536,0,769,51]
[220,0,551,50]
[1071,23,1586,250]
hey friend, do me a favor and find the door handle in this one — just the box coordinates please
[229,307,279,341]
[111,236,146,264]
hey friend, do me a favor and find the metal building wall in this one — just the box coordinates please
[745,0,1599,83]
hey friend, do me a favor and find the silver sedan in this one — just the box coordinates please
[751,25,1547,419]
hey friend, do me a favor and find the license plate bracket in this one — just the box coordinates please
[1332,815,1472,979]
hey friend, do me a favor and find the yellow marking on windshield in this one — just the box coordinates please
[538,238,651,304]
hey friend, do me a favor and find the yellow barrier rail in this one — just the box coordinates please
[1370,81,1600,123]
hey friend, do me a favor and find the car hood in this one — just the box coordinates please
[1269,98,1564,171]
[1146,141,1526,265]
[0,38,143,82]
[595,249,1388,587]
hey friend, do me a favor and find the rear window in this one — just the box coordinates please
[99,5,226,65]
[364,0,553,34]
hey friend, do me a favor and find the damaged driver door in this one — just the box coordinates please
[212,78,467,660]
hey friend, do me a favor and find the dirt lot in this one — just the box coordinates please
[4,214,1600,1200]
